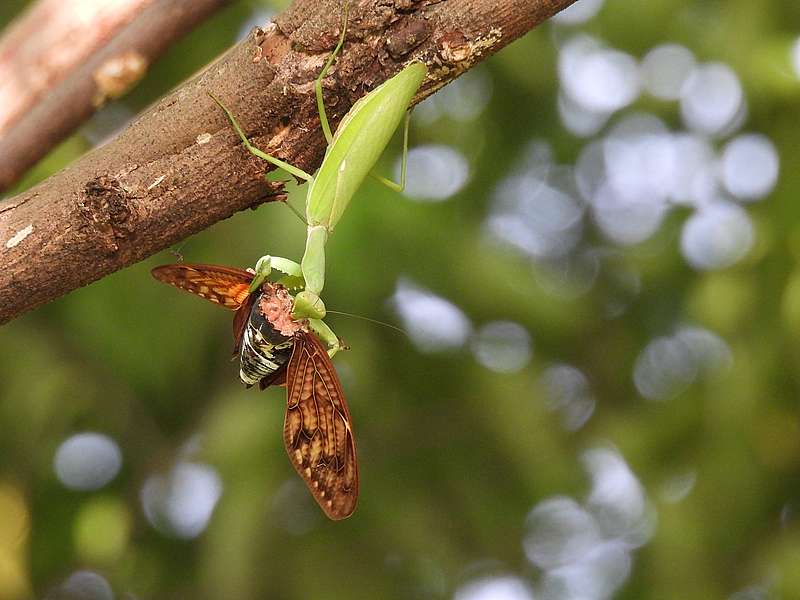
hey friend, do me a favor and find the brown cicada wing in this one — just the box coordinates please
[231,291,257,355]
[151,263,253,309]
[151,263,255,351]
[284,332,358,520]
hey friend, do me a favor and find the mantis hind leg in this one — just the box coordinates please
[315,1,350,144]
[369,110,412,193]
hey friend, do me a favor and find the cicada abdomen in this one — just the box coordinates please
[237,283,301,387]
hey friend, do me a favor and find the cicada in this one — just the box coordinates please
[151,262,358,520]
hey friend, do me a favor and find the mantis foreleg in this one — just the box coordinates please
[209,93,314,183]
[308,318,342,357]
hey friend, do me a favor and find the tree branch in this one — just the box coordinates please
[0,0,576,325]
[0,0,154,135]
[0,0,232,191]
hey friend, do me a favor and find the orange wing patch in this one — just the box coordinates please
[151,263,253,310]
[284,332,358,520]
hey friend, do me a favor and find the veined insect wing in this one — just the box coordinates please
[232,291,258,355]
[150,263,253,310]
[284,331,358,519]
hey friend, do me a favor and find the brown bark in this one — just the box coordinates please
[0,0,577,325]
[0,0,232,191]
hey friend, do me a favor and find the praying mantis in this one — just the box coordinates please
[153,7,428,519]
[209,10,427,357]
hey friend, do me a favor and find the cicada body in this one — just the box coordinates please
[235,282,297,388]
[151,263,358,520]
[238,293,293,386]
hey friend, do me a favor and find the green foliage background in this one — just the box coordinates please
[2,0,800,598]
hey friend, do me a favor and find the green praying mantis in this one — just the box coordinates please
[209,9,427,356]
[152,8,429,519]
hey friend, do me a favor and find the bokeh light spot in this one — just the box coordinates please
[397,145,469,201]
[582,447,652,545]
[54,433,122,492]
[541,363,596,430]
[557,90,610,137]
[559,35,640,114]
[524,447,650,599]
[603,113,674,205]
[454,575,535,600]
[591,180,668,245]
[390,278,472,353]
[552,0,605,25]
[415,67,493,124]
[540,540,632,600]
[667,133,718,206]
[675,326,733,374]
[680,202,754,270]
[680,63,744,135]
[634,326,732,400]
[54,570,114,600]
[524,497,603,570]
[141,462,222,539]
[721,134,779,201]
[470,321,532,373]
[641,43,696,101]
[487,167,584,259]
[633,335,697,400]
[792,37,800,78]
